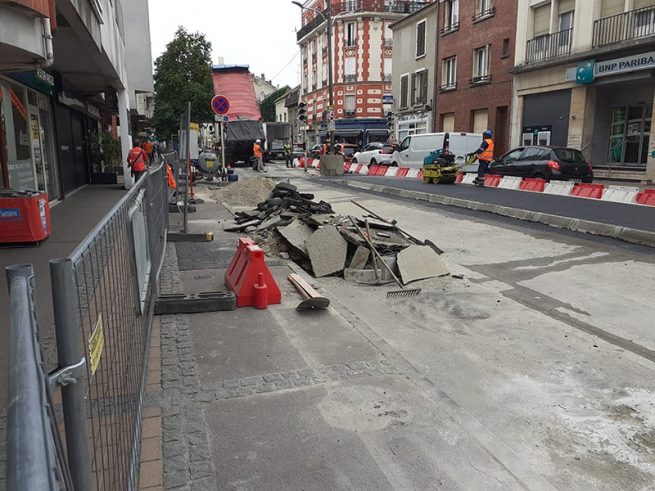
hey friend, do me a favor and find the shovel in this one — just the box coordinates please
[348,217,421,299]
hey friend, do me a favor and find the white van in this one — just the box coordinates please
[391,132,482,168]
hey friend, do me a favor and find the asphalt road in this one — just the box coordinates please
[328,175,655,233]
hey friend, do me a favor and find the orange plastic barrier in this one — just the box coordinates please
[636,189,655,206]
[519,178,547,192]
[225,239,281,308]
[571,183,604,199]
[455,172,464,183]
[344,162,352,172]
[396,168,409,177]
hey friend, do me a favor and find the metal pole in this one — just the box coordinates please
[304,126,308,173]
[5,264,53,490]
[183,101,191,233]
[220,121,226,180]
[50,258,92,491]
[327,0,335,154]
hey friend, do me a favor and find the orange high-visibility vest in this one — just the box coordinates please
[128,147,147,171]
[253,143,263,158]
[166,164,176,189]
[480,139,494,161]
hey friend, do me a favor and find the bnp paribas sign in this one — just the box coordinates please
[575,51,655,84]
[595,51,655,77]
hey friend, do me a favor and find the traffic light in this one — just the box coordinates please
[386,111,394,129]
[298,102,306,122]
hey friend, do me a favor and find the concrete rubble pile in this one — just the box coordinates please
[227,182,449,285]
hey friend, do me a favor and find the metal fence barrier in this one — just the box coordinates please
[6,161,169,490]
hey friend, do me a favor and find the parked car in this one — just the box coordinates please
[310,144,322,158]
[352,142,395,166]
[391,132,482,168]
[335,143,358,162]
[487,146,593,182]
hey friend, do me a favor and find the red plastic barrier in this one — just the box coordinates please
[636,188,655,206]
[571,183,604,199]
[417,169,423,179]
[225,241,281,308]
[456,172,464,183]
[396,168,409,177]
[519,178,547,192]
[368,165,383,176]
[344,162,352,172]
[484,174,502,187]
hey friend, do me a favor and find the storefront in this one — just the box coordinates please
[0,71,60,201]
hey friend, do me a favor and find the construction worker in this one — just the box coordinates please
[253,138,264,171]
[127,139,148,182]
[321,141,328,156]
[284,141,292,168]
[141,139,154,165]
[474,129,494,187]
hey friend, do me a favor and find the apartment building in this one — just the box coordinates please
[435,0,517,156]
[1,0,154,200]
[296,0,433,146]
[390,2,438,142]
[512,0,655,181]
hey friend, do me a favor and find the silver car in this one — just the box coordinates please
[352,142,395,167]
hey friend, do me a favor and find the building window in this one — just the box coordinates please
[443,0,459,34]
[384,58,392,81]
[411,69,428,106]
[473,0,495,22]
[345,94,356,116]
[558,3,574,48]
[346,22,357,47]
[345,56,356,82]
[472,45,491,83]
[345,0,359,12]
[416,20,426,58]
[441,56,457,90]
[442,113,455,132]
[400,74,409,109]
[501,38,510,58]
[384,23,393,45]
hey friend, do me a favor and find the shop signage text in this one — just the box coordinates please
[595,52,655,77]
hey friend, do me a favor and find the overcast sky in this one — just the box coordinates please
[149,0,303,89]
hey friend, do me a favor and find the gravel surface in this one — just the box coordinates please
[211,176,276,207]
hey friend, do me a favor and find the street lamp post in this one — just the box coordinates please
[292,0,335,155]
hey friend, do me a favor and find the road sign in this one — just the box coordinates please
[222,115,229,123]
[211,95,230,115]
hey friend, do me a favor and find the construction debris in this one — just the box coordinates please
[397,245,450,285]
[225,182,449,287]
[213,176,276,208]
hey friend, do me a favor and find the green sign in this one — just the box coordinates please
[576,60,595,85]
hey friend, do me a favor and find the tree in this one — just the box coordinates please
[152,27,214,140]
[259,86,290,122]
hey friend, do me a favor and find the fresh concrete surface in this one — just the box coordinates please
[158,172,655,489]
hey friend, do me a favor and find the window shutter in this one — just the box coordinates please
[533,4,551,36]
[420,72,428,103]
[411,73,417,105]
[601,0,624,17]
[559,0,574,14]
[400,75,408,108]
[416,22,426,57]
[442,113,455,132]
[473,109,489,134]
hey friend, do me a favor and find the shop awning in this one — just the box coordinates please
[365,129,389,136]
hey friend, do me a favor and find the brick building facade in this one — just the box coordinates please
[435,0,517,156]
[297,0,433,146]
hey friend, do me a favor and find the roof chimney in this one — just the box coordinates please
[217,56,224,65]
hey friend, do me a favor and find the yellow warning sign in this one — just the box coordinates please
[89,314,105,377]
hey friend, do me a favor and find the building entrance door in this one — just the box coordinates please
[608,104,652,166]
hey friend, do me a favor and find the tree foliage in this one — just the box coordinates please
[152,27,214,140]
[259,86,290,122]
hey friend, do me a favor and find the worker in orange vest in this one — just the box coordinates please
[474,130,494,187]
[141,139,154,165]
[321,142,328,155]
[252,139,264,171]
[127,139,148,182]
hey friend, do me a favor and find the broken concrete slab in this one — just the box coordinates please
[306,226,348,278]
[344,256,397,284]
[224,219,260,232]
[278,219,314,255]
[397,245,450,285]
[257,215,284,231]
[349,246,370,269]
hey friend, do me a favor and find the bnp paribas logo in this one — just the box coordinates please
[576,60,595,84]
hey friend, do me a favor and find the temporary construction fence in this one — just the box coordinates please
[5,160,169,490]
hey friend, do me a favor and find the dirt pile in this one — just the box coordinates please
[212,176,276,208]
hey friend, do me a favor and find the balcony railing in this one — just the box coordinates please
[472,7,495,23]
[439,82,456,91]
[345,74,357,82]
[593,6,655,48]
[297,1,430,40]
[525,28,573,63]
